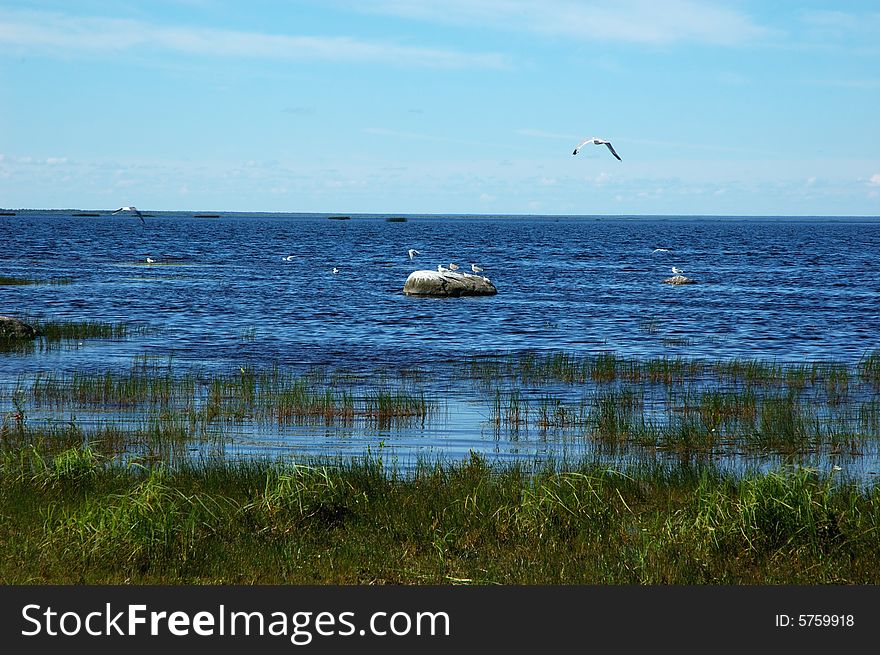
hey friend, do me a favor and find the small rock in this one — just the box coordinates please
[663,275,696,285]
[0,315,39,339]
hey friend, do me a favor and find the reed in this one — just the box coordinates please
[2,445,878,584]
[857,350,880,387]
[1,318,147,354]
[0,276,73,286]
[752,393,820,451]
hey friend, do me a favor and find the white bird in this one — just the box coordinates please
[145,257,155,264]
[282,255,295,261]
[652,248,670,253]
[408,249,420,260]
[672,266,683,275]
[449,263,460,271]
[437,264,449,273]
[572,137,621,161]
[112,206,145,224]
[470,263,484,273]
[332,267,339,274]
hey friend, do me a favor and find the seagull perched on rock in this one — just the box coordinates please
[112,206,145,224]
[572,137,621,161]
[437,264,449,273]
[408,249,420,260]
[448,263,460,271]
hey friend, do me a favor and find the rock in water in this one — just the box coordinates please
[0,315,39,339]
[663,275,696,285]
[403,270,497,297]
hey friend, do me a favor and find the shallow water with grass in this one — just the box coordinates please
[2,212,880,481]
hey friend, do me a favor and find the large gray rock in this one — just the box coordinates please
[0,315,39,339]
[403,270,497,297]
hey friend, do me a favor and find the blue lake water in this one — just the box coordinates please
[2,211,880,476]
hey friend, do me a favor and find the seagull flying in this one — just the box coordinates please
[112,206,145,224]
[470,263,484,273]
[572,137,621,161]
[332,267,339,274]
[282,255,295,261]
[408,249,420,260]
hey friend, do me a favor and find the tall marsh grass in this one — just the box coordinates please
[2,446,877,584]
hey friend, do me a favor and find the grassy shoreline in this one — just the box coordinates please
[2,350,880,584]
[1,445,877,584]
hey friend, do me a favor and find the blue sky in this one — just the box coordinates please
[1,1,878,215]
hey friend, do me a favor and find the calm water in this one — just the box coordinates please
[3,211,880,473]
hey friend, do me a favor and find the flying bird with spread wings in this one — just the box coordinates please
[572,137,621,161]
[112,206,145,225]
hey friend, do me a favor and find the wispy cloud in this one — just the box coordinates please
[0,9,507,68]
[364,126,501,149]
[350,0,774,45]
[795,9,880,53]
[803,78,880,90]
[516,128,579,141]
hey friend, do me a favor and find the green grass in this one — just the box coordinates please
[0,444,877,584]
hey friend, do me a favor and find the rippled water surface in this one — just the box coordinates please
[3,211,880,474]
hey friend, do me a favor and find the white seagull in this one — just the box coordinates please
[671,266,684,275]
[470,263,484,273]
[112,206,145,224]
[282,255,295,261]
[437,264,449,273]
[448,263,460,271]
[145,257,155,264]
[332,267,339,274]
[408,249,420,260]
[572,137,621,161]
[652,248,670,253]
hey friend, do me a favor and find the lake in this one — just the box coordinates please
[2,211,879,478]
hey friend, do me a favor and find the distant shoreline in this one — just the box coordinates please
[4,210,880,221]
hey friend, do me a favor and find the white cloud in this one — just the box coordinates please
[353,0,773,45]
[868,173,880,187]
[0,9,507,69]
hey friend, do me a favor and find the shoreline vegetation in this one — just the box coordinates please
[0,447,877,584]
[1,321,879,583]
